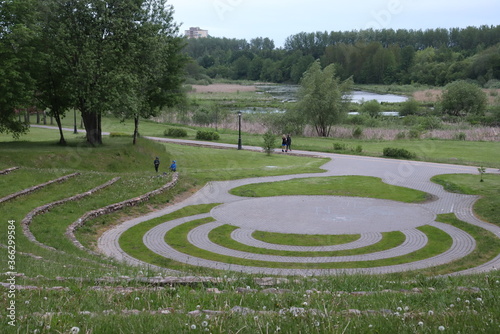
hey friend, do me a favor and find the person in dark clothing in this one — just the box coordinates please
[286,134,292,152]
[281,135,287,152]
[154,157,160,172]
[170,160,177,172]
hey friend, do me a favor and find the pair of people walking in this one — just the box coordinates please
[153,157,177,173]
[281,134,292,152]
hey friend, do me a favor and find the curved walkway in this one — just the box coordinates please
[98,138,500,276]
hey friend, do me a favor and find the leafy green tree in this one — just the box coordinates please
[440,80,488,117]
[0,0,38,138]
[360,100,381,118]
[295,61,353,137]
[399,98,421,116]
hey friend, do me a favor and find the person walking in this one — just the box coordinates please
[170,160,177,172]
[154,157,160,172]
[286,134,292,152]
[281,135,287,152]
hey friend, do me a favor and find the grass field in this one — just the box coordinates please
[1,120,499,333]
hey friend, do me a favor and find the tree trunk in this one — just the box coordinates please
[53,109,66,145]
[81,110,102,146]
[133,116,139,145]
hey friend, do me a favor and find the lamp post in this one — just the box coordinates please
[237,111,242,150]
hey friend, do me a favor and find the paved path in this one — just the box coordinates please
[93,137,500,276]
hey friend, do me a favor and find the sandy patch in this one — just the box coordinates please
[190,84,256,94]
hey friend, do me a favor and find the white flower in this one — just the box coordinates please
[25,301,30,304]
[396,307,402,312]
[449,304,455,308]
[476,297,483,302]
[70,327,80,334]
[314,321,320,327]
[438,325,445,331]
[465,300,470,304]
[428,310,434,316]
[262,306,267,310]
[418,321,424,326]
[135,297,140,301]
[368,324,373,328]
[456,297,461,302]
[302,302,308,306]
[404,306,409,311]
[190,324,197,330]
[201,321,208,327]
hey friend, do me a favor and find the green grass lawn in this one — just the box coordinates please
[230,175,430,203]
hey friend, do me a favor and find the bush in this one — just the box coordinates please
[333,143,347,151]
[455,132,467,141]
[399,98,421,116]
[196,130,220,141]
[164,128,187,138]
[352,126,363,138]
[395,131,406,140]
[383,147,416,159]
[360,100,381,118]
[261,131,276,155]
[408,128,422,139]
[354,145,363,153]
[420,116,442,130]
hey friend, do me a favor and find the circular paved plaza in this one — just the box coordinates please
[98,141,500,276]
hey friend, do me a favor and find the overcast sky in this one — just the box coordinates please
[167,0,499,47]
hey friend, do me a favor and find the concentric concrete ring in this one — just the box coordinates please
[211,196,436,234]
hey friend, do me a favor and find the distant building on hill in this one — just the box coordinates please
[185,27,208,39]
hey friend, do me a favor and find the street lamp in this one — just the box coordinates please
[237,111,242,150]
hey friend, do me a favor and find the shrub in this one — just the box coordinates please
[360,100,381,118]
[261,131,276,155]
[352,126,363,138]
[354,145,363,153]
[420,116,442,130]
[408,128,422,139]
[399,98,421,116]
[164,128,187,138]
[395,131,406,140]
[196,130,220,141]
[333,143,347,151]
[455,132,467,141]
[383,147,416,159]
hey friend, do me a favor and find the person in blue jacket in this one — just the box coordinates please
[170,160,177,172]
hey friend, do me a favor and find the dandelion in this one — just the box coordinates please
[418,322,424,326]
[134,297,140,301]
[254,316,259,321]
[263,306,267,310]
[190,324,197,330]
[25,301,30,304]
[201,321,208,327]
[314,321,320,327]
[369,324,373,328]
[438,325,445,331]
[70,327,80,334]
[456,297,461,302]
[302,302,308,306]
[428,310,434,316]
[404,306,409,312]
[476,297,483,302]
[449,304,455,308]
[465,300,470,304]
[396,307,402,312]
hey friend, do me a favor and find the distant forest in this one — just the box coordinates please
[183,26,500,87]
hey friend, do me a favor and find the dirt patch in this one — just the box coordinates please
[190,84,256,94]
[412,89,442,103]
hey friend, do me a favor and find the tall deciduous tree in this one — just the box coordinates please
[36,0,185,146]
[0,0,38,138]
[295,61,352,137]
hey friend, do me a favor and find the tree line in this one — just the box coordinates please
[184,26,500,86]
[0,0,186,144]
